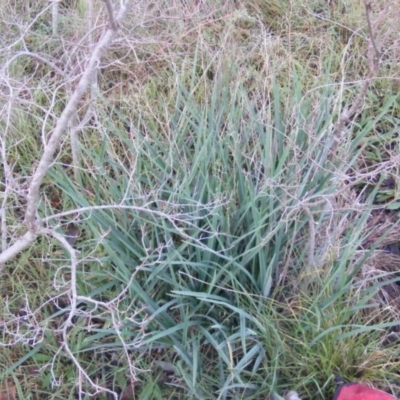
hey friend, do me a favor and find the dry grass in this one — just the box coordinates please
[1,0,400,398]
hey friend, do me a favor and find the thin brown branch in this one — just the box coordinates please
[330,0,382,157]
[363,0,380,60]
[303,206,316,272]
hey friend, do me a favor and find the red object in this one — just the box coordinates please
[334,383,396,400]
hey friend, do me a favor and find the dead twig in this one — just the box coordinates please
[102,0,119,31]
[0,0,134,267]
[330,0,383,155]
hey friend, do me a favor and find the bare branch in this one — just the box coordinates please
[102,0,119,31]
[51,0,61,36]
[303,206,316,273]
[0,0,135,268]
[1,51,66,78]
[44,228,119,400]
[0,231,37,268]
[330,0,383,156]
[363,0,381,60]
[23,0,134,228]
